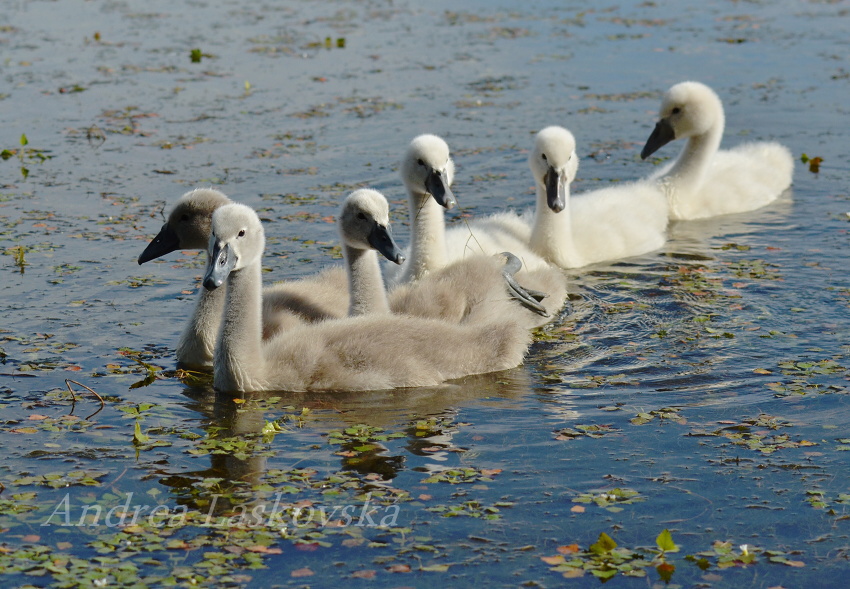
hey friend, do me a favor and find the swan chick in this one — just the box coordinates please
[338,189,404,317]
[388,135,563,318]
[202,203,531,393]
[138,188,231,264]
[526,126,668,268]
[344,188,553,322]
[640,81,793,220]
[388,134,457,284]
[138,189,351,367]
[137,188,233,367]
[442,126,667,270]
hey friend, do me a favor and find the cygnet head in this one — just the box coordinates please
[138,188,231,264]
[641,81,724,159]
[203,203,265,291]
[338,189,405,265]
[400,134,457,210]
[528,126,578,213]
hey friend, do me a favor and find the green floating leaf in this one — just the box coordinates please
[656,529,679,553]
[133,421,149,445]
[589,532,617,555]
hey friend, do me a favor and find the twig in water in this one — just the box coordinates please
[65,379,106,420]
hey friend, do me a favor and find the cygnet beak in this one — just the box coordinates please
[544,166,566,213]
[425,168,457,210]
[203,242,236,290]
[138,223,180,264]
[368,222,405,265]
[641,118,676,160]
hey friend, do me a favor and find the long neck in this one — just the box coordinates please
[403,190,446,281]
[215,261,265,391]
[344,244,390,316]
[529,182,577,267]
[664,115,724,194]
[176,280,226,368]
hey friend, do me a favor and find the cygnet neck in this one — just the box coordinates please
[530,181,577,268]
[176,272,226,367]
[344,243,391,316]
[215,261,265,391]
[664,114,725,197]
[403,189,447,281]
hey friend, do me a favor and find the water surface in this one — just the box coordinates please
[1,0,849,586]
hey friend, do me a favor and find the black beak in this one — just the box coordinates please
[203,242,236,290]
[544,166,566,213]
[424,168,457,210]
[368,222,405,265]
[138,223,180,264]
[641,118,676,160]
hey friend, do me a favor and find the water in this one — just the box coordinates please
[1,0,849,586]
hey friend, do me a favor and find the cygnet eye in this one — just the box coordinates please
[180,214,189,222]
[672,107,681,115]
[238,229,245,237]
[356,212,367,220]
[417,158,425,167]
[541,153,547,161]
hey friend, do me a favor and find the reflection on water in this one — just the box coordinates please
[153,368,534,514]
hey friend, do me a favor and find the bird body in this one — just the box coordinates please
[641,81,793,221]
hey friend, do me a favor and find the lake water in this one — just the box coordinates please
[1,0,849,586]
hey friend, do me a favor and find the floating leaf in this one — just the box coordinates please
[589,532,617,555]
[656,529,679,553]
[133,421,149,445]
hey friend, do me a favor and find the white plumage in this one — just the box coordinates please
[641,81,793,220]
[444,126,668,269]
[385,134,568,320]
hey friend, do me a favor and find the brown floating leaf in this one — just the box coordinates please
[246,545,282,554]
[291,567,314,578]
[352,570,377,579]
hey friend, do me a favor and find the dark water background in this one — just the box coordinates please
[1,0,849,586]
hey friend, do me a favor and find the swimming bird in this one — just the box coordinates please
[344,188,564,328]
[138,188,349,368]
[384,134,568,320]
[202,203,531,393]
[139,186,561,367]
[443,126,668,269]
[385,134,458,285]
[138,188,235,368]
[640,81,793,220]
